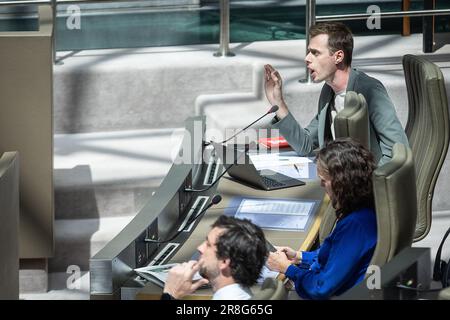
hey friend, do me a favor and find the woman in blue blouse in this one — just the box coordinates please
[267,138,378,299]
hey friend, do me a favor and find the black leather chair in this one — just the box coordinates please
[369,143,417,267]
[334,91,370,148]
[251,278,288,300]
[403,54,450,241]
[438,287,450,300]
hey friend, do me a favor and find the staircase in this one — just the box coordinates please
[20,42,255,299]
[19,31,450,299]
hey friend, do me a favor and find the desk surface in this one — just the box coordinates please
[136,175,328,300]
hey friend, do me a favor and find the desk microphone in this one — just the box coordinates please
[204,105,279,146]
[144,195,222,244]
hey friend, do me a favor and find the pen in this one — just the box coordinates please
[294,164,300,174]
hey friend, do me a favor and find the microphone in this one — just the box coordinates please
[185,141,249,192]
[204,105,279,146]
[144,195,222,244]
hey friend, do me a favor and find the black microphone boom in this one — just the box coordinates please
[203,105,279,147]
[191,107,279,193]
[144,195,222,244]
[220,105,279,145]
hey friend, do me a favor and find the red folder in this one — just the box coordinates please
[258,136,290,149]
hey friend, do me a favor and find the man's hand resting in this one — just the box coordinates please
[163,261,209,299]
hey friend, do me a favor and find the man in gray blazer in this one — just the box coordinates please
[266,22,408,165]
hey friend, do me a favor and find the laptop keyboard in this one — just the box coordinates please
[261,175,285,188]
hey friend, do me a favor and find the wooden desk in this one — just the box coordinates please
[136,175,327,300]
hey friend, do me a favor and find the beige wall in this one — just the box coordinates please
[0,6,54,258]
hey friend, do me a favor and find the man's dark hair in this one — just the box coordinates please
[316,138,376,218]
[309,22,354,67]
[212,215,268,287]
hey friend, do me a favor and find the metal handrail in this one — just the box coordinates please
[302,0,450,83]
[0,1,50,5]
[0,0,159,5]
[2,0,450,64]
[316,9,450,22]
[0,0,236,61]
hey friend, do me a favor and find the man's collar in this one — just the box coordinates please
[212,283,252,300]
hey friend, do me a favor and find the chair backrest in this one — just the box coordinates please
[370,143,417,267]
[403,54,450,241]
[319,91,369,244]
[334,91,370,148]
[251,278,288,300]
[438,287,450,300]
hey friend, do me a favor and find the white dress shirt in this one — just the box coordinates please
[212,283,252,300]
[331,90,347,139]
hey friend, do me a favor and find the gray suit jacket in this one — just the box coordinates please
[272,68,409,165]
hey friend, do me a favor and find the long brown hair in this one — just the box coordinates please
[316,138,376,217]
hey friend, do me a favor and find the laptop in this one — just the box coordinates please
[212,142,305,191]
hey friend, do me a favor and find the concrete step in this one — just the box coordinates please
[54,128,184,219]
[20,272,90,300]
[195,34,450,212]
[53,34,450,135]
[54,47,253,134]
[49,216,134,273]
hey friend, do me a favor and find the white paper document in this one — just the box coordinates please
[248,151,316,179]
[234,198,317,231]
[239,199,314,216]
[135,263,206,288]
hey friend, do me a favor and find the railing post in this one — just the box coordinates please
[423,0,435,53]
[300,0,315,84]
[214,0,234,57]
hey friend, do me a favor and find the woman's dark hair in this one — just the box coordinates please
[309,22,354,67]
[316,138,376,218]
[212,215,268,287]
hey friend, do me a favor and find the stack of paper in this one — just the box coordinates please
[235,198,317,231]
[248,151,317,179]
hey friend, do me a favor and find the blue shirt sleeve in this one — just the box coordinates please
[300,248,319,266]
[285,220,370,300]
